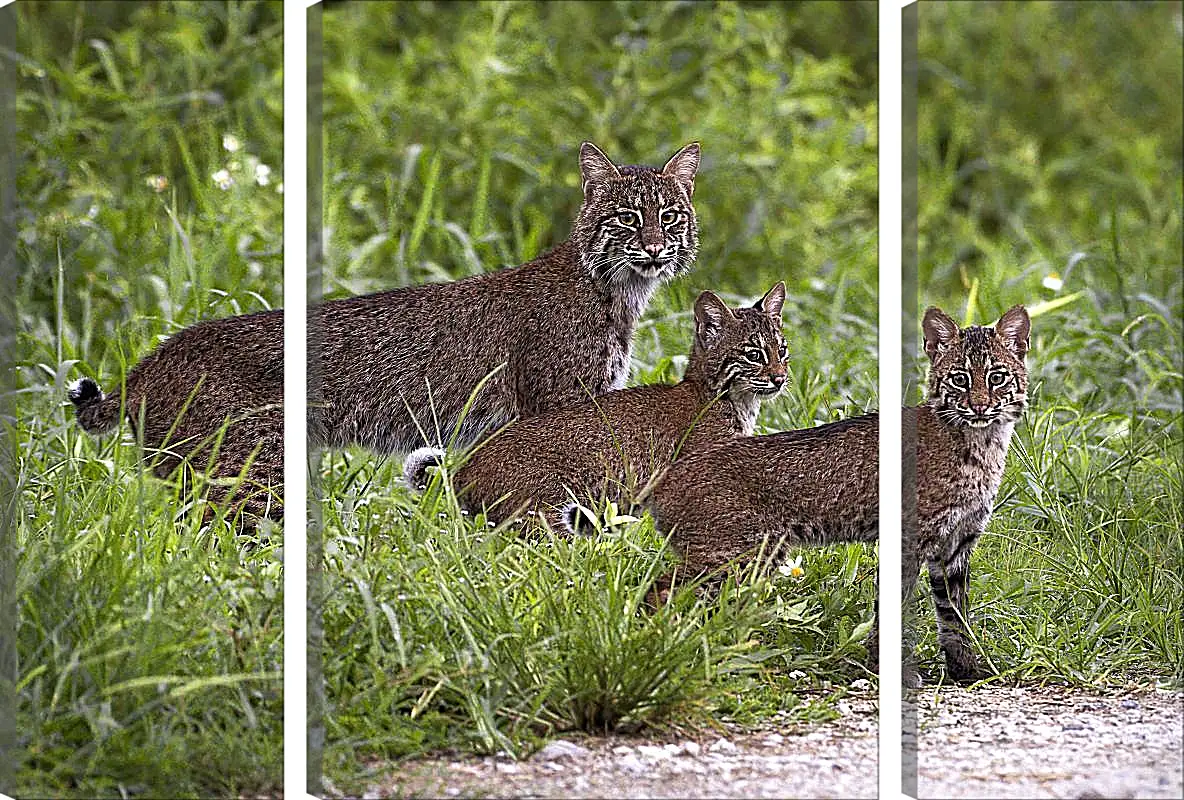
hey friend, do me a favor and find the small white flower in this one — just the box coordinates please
[211,169,234,190]
[222,133,241,153]
[145,175,169,192]
[778,554,805,580]
[1042,273,1064,292]
[254,163,271,186]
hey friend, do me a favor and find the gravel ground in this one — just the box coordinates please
[913,685,1183,800]
[355,685,1182,799]
[363,691,879,799]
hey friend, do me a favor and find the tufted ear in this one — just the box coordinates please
[995,305,1031,358]
[693,290,735,347]
[661,142,701,197]
[754,281,786,320]
[579,141,621,195]
[922,306,960,361]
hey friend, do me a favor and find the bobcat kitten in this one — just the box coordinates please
[70,141,701,519]
[646,305,1031,684]
[405,283,788,529]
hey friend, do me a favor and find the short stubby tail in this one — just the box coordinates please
[67,377,123,434]
[404,446,446,491]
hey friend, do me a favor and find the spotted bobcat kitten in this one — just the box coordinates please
[405,283,788,529]
[647,305,1030,684]
[70,142,701,519]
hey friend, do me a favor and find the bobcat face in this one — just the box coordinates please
[923,305,1030,428]
[572,141,700,286]
[693,282,788,399]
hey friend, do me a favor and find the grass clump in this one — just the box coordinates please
[318,462,874,786]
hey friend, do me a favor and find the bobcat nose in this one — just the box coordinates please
[770,373,786,387]
[643,242,664,259]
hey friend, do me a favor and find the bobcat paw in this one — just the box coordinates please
[945,657,993,686]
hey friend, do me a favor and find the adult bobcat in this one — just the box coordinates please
[70,141,701,519]
[405,283,787,530]
[646,305,1031,684]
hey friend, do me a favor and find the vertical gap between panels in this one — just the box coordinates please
[901,2,921,797]
[879,2,906,799]
[306,2,326,794]
[283,3,309,797]
[0,1,18,792]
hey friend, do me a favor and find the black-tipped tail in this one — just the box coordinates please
[561,502,591,535]
[68,377,122,434]
[68,377,101,404]
[404,447,446,491]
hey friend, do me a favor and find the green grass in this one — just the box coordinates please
[914,2,1184,687]
[8,2,283,795]
[318,0,878,789]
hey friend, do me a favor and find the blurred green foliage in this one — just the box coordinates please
[917,1,1182,332]
[14,0,283,365]
[322,0,878,334]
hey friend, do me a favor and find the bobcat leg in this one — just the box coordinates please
[928,529,987,683]
[203,481,282,526]
[646,573,674,610]
[200,411,285,526]
[648,543,730,611]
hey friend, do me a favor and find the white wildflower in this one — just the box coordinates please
[778,554,805,580]
[211,169,234,191]
[222,133,241,153]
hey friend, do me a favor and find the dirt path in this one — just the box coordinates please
[366,691,879,799]
[914,685,1183,799]
[357,685,1181,799]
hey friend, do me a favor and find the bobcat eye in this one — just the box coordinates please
[616,210,639,227]
[744,348,766,364]
[988,371,1009,388]
[777,342,788,359]
[660,209,679,225]
[948,372,970,390]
